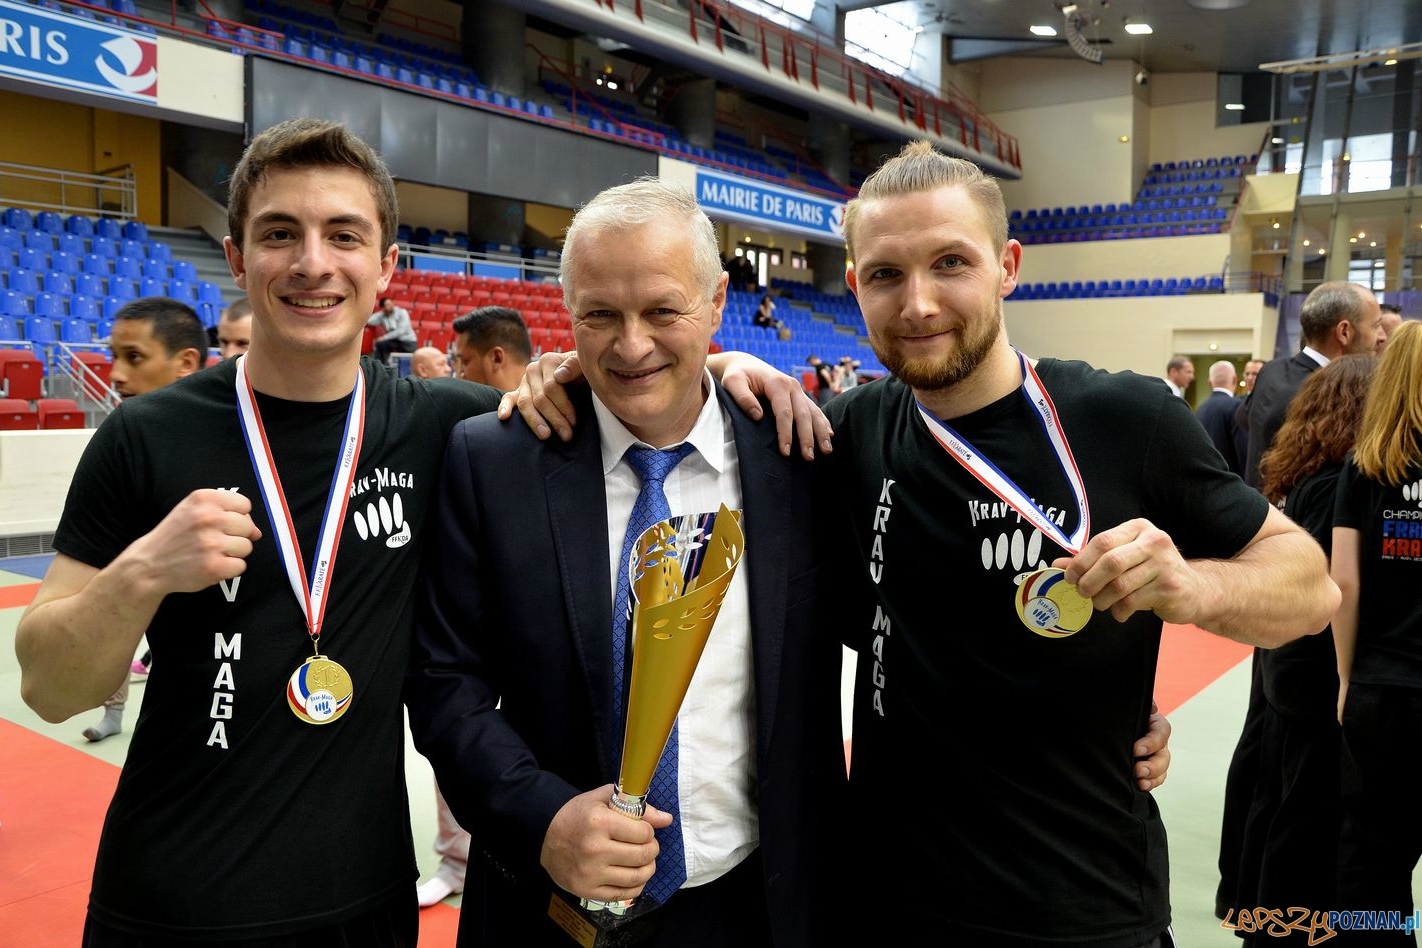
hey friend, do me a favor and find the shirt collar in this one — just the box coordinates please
[1302,346,1330,367]
[1213,387,1235,395]
[592,369,727,477]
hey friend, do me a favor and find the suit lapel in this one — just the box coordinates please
[719,384,791,760]
[544,401,619,779]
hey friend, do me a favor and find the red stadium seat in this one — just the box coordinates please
[362,324,383,355]
[0,397,37,430]
[0,348,42,401]
[37,397,83,429]
[71,351,112,400]
[428,327,454,351]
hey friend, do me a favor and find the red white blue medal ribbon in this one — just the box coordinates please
[233,354,366,647]
[915,350,1090,555]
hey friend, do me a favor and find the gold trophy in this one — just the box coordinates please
[548,505,745,947]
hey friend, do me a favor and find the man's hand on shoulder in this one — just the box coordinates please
[539,784,671,903]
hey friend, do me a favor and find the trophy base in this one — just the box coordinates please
[547,892,659,947]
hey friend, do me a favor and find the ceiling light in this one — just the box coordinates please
[1319,248,1326,255]
[1350,237,1358,243]
[1370,241,1377,247]
[607,80,618,90]
[1386,58,1399,66]
[1303,239,1310,246]
[1119,135,1130,143]
[1271,137,1285,144]
[1125,23,1153,35]
[1272,221,1280,229]
[1358,231,1366,238]
[1030,25,1057,36]
[1225,103,1246,111]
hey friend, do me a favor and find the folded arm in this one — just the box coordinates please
[17,489,260,721]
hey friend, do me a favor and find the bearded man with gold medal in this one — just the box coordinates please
[819,143,1340,948]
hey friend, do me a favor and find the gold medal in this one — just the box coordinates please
[1014,568,1093,638]
[286,654,354,724]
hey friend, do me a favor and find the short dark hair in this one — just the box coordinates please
[228,118,399,252]
[1299,282,1370,347]
[452,306,532,363]
[115,297,209,358]
[1382,302,1403,315]
[1166,355,1191,373]
[221,297,252,322]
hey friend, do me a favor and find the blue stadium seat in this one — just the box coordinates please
[171,260,197,282]
[122,220,148,243]
[34,211,63,234]
[0,227,19,252]
[31,291,64,317]
[108,277,137,299]
[113,256,141,281]
[75,272,105,297]
[167,279,196,303]
[42,271,72,294]
[0,314,17,339]
[61,317,92,342]
[96,316,115,339]
[198,281,224,304]
[57,233,85,256]
[119,238,144,259]
[142,259,168,280]
[7,268,38,294]
[70,295,100,320]
[1,208,31,230]
[139,277,165,297]
[83,252,110,276]
[102,296,127,320]
[95,218,122,240]
[51,250,78,275]
[0,290,26,317]
[23,232,54,253]
[149,241,171,262]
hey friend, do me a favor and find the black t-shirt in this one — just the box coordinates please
[1262,465,1341,716]
[53,356,498,939]
[823,360,1269,947]
[1333,454,1422,689]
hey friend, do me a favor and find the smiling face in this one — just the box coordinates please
[566,219,725,447]
[224,165,396,369]
[846,185,1019,394]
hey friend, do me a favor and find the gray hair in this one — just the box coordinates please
[560,177,722,308]
[1299,282,1371,347]
[1208,360,1237,387]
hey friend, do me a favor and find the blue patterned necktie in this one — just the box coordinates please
[612,442,695,904]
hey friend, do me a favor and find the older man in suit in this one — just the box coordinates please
[1195,360,1242,475]
[1236,281,1384,490]
[406,179,844,948]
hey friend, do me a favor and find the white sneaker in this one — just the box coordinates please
[416,876,460,908]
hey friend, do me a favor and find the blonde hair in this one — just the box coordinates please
[1354,319,1422,484]
[560,177,721,307]
[843,140,1007,262]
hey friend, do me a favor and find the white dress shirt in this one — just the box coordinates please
[1302,346,1330,367]
[591,374,757,889]
[1165,378,1185,399]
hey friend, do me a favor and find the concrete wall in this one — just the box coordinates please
[1005,293,1278,379]
[1146,73,1270,165]
[0,430,93,536]
[396,181,471,235]
[1016,233,1233,285]
[978,58,1141,211]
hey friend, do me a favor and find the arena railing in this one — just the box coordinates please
[52,341,121,424]
[399,243,563,283]
[0,162,137,221]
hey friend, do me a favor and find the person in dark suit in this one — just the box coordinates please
[1236,282,1384,490]
[1195,360,1242,475]
[406,178,844,948]
[1217,279,1384,918]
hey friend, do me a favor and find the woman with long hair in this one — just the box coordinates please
[1233,355,1375,922]
[1333,319,1422,921]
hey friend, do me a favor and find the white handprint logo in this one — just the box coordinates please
[352,492,412,548]
[1405,481,1422,508]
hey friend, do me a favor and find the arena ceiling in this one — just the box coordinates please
[842,0,1422,75]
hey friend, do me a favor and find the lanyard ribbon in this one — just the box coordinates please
[234,355,366,647]
[915,350,1090,555]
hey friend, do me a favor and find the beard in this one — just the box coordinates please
[869,303,1003,393]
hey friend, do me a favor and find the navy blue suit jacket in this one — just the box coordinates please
[1194,390,1243,475]
[406,382,844,948]
[1237,351,1320,489]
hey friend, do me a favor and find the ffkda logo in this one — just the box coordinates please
[351,492,411,548]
